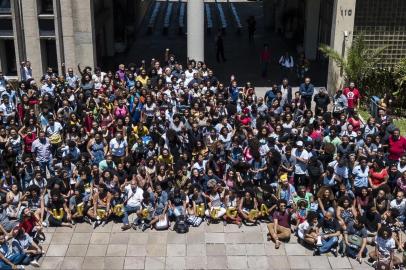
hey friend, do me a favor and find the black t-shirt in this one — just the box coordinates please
[362,212,381,233]
[170,192,186,207]
[48,198,65,210]
[318,217,340,234]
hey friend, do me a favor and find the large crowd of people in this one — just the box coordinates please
[0,48,405,269]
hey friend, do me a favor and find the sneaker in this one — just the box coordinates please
[17,266,25,270]
[313,248,320,256]
[84,216,91,224]
[42,221,48,227]
[30,259,40,267]
[93,220,101,229]
[131,223,138,230]
[121,224,131,231]
[142,224,149,232]
[223,220,227,226]
[331,248,338,257]
[71,220,76,225]
[101,221,106,227]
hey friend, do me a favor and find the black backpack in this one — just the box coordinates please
[174,215,189,234]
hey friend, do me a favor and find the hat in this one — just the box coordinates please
[279,173,288,183]
[296,141,303,147]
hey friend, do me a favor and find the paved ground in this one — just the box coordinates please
[29,220,375,270]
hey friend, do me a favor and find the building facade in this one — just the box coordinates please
[264,0,406,92]
[0,0,151,79]
[1,0,406,89]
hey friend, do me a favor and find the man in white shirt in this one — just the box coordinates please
[121,180,144,230]
[41,78,56,97]
[390,191,406,222]
[292,141,309,187]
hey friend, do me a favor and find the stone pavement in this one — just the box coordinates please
[28,221,373,269]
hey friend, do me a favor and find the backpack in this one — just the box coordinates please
[174,215,189,233]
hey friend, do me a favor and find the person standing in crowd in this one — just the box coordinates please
[216,32,226,63]
[246,16,256,42]
[260,44,270,78]
[279,51,294,77]
[299,77,314,110]
[343,82,360,116]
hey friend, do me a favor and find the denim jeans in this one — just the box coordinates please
[122,205,140,225]
[319,236,338,254]
[168,206,184,218]
[0,253,27,269]
[39,160,54,177]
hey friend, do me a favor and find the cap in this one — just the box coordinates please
[279,173,288,183]
[296,141,303,147]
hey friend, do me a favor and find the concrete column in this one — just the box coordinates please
[21,0,43,79]
[0,41,6,73]
[304,0,320,60]
[187,0,204,62]
[70,0,96,70]
[327,0,356,94]
[59,0,75,72]
[11,0,24,77]
[54,0,64,75]
[104,0,115,57]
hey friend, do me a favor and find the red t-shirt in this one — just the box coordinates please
[260,50,270,62]
[370,168,388,186]
[343,87,360,109]
[389,135,406,161]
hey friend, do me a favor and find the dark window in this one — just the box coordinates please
[41,39,58,73]
[39,0,53,14]
[38,19,55,37]
[0,18,13,37]
[0,0,11,14]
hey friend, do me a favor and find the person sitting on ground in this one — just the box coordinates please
[45,189,72,228]
[368,226,402,268]
[0,232,27,270]
[238,190,259,224]
[297,211,319,247]
[87,183,111,229]
[341,216,367,263]
[267,199,292,249]
[313,211,341,256]
[11,226,43,267]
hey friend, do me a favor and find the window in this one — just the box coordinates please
[38,19,55,37]
[0,0,11,14]
[0,39,17,75]
[40,39,58,73]
[0,18,13,37]
[39,0,53,14]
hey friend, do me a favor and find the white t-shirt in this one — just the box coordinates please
[376,236,396,256]
[293,148,309,175]
[109,138,128,157]
[390,199,406,215]
[125,185,144,208]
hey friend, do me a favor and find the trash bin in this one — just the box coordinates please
[370,96,380,117]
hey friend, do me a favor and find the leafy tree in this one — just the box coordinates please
[319,35,386,89]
